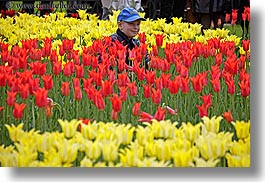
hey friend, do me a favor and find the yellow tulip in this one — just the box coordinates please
[119,142,144,167]
[181,122,201,142]
[232,120,250,139]
[136,125,154,146]
[225,35,241,46]
[58,119,81,138]
[80,122,97,140]
[84,141,101,160]
[201,116,222,133]
[57,139,79,164]
[229,139,250,155]
[137,157,172,167]
[193,157,220,167]
[172,149,193,167]
[101,141,119,162]
[115,124,135,145]
[155,139,172,161]
[226,153,250,167]
[80,157,93,167]
[5,123,24,142]
[77,9,88,20]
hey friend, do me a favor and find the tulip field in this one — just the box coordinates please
[0,9,250,167]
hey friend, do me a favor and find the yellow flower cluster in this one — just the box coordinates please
[0,11,241,51]
[0,116,250,167]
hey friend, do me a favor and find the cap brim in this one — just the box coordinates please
[123,16,146,22]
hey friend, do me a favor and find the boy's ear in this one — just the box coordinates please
[118,21,123,29]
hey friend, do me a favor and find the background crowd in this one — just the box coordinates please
[0,0,250,30]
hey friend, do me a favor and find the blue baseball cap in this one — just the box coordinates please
[117,7,146,22]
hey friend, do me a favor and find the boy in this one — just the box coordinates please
[111,7,148,68]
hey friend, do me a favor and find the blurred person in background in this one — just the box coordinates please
[159,0,186,23]
[189,0,229,31]
[101,0,144,20]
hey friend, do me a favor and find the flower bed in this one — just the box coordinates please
[0,10,250,167]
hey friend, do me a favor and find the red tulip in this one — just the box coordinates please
[127,81,138,97]
[145,70,156,85]
[200,93,212,108]
[132,102,141,116]
[196,104,208,118]
[225,13,231,23]
[28,78,40,95]
[59,45,65,56]
[52,61,62,75]
[210,78,221,92]
[118,72,130,87]
[94,91,105,110]
[13,102,26,119]
[151,45,158,56]
[138,111,153,123]
[75,65,84,78]
[0,73,7,87]
[241,12,247,21]
[138,32,146,44]
[133,63,145,81]
[225,78,236,95]
[109,94,122,112]
[19,84,30,99]
[224,56,238,75]
[117,58,127,72]
[61,82,70,96]
[161,73,171,89]
[180,77,189,94]
[154,34,165,47]
[223,109,233,123]
[34,88,49,108]
[63,62,74,77]
[6,91,17,106]
[231,9,238,25]
[239,69,250,82]
[153,106,166,121]
[100,80,115,97]
[119,86,128,101]
[42,75,53,90]
[179,65,189,78]
[62,39,74,52]
[73,78,80,88]
[169,76,180,94]
[215,53,223,66]
[50,50,58,62]
[74,86,82,101]
[151,88,162,105]
[211,65,221,80]
[29,49,42,61]
[239,79,250,97]
[111,110,119,120]
[242,40,250,52]
[155,77,163,90]
[89,70,102,87]
[82,52,92,67]
[143,84,152,99]
[190,75,203,93]
[91,56,99,69]
[29,61,47,76]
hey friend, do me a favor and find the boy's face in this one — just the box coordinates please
[118,20,141,38]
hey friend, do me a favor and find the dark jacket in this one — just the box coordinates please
[192,0,228,13]
[111,28,149,68]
